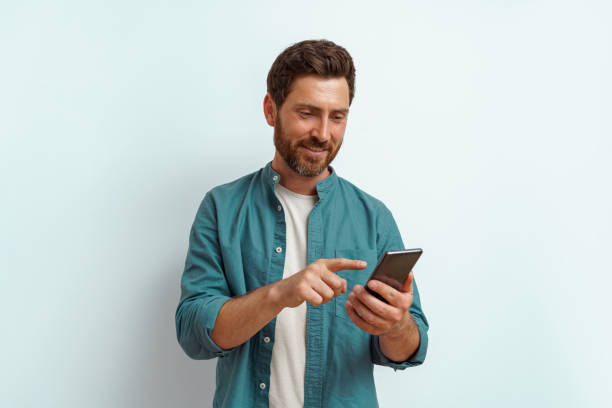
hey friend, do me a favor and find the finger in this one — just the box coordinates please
[366,280,412,310]
[348,291,389,328]
[345,300,380,334]
[324,258,367,273]
[304,288,324,306]
[353,284,399,318]
[311,278,336,303]
[320,272,347,296]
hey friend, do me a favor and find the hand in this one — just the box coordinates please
[273,258,367,308]
[345,272,414,336]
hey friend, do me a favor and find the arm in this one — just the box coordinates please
[345,202,429,367]
[346,273,420,362]
[379,315,420,362]
[211,258,367,350]
[175,194,367,355]
[209,283,283,350]
[176,193,232,359]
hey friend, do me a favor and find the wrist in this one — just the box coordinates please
[267,280,287,311]
[380,311,415,340]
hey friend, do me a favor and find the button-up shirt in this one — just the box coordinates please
[175,162,429,408]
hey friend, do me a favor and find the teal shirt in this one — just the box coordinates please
[176,162,429,408]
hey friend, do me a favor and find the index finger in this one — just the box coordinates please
[366,279,410,309]
[323,258,367,273]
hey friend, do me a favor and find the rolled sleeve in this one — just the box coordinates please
[371,318,429,370]
[198,295,234,357]
[371,201,430,370]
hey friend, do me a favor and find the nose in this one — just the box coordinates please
[310,116,331,143]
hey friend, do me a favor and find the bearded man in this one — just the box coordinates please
[176,39,429,408]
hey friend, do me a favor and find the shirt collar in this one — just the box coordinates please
[263,161,338,200]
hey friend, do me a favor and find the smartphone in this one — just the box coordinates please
[365,249,422,303]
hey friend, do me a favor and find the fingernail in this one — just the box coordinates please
[359,261,367,267]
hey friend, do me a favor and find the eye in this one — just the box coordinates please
[299,111,312,117]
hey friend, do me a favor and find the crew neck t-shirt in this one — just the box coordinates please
[269,183,318,408]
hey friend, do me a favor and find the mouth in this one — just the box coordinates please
[300,145,328,158]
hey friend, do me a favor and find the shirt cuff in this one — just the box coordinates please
[371,320,429,371]
[197,295,235,358]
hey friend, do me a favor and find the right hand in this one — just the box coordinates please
[273,258,367,308]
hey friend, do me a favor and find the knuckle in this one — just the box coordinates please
[359,309,370,323]
[392,311,403,323]
[356,306,369,320]
[296,283,308,297]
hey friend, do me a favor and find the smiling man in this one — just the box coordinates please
[269,74,346,181]
[176,39,429,408]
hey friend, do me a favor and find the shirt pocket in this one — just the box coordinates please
[228,242,269,295]
[333,248,378,319]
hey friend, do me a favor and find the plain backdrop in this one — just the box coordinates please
[1,1,611,407]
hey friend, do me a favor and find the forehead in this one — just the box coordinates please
[284,74,350,109]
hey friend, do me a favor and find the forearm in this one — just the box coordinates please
[210,282,285,350]
[378,312,420,362]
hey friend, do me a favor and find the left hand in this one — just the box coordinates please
[345,272,414,336]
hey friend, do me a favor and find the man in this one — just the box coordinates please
[176,39,429,408]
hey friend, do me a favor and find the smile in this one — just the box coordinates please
[300,146,327,157]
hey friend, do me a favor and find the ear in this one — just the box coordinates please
[263,93,277,127]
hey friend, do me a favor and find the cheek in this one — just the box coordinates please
[331,124,346,140]
[284,121,311,139]
[331,133,344,149]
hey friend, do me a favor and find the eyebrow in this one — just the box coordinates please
[296,103,349,114]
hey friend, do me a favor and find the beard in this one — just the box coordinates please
[273,115,342,177]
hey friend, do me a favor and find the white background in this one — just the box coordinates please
[1,1,610,407]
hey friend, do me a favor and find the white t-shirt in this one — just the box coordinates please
[269,183,318,408]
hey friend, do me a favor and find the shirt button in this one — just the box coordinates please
[277,205,282,212]
[272,175,278,181]
[263,336,271,343]
[259,382,266,390]
[275,247,282,253]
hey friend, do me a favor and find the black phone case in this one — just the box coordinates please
[365,249,422,304]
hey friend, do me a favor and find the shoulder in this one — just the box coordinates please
[194,167,266,218]
[335,176,398,233]
[205,167,264,203]
[336,176,388,213]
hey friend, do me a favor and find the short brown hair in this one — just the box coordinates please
[266,39,356,108]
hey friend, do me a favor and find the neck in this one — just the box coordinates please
[271,151,330,195]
